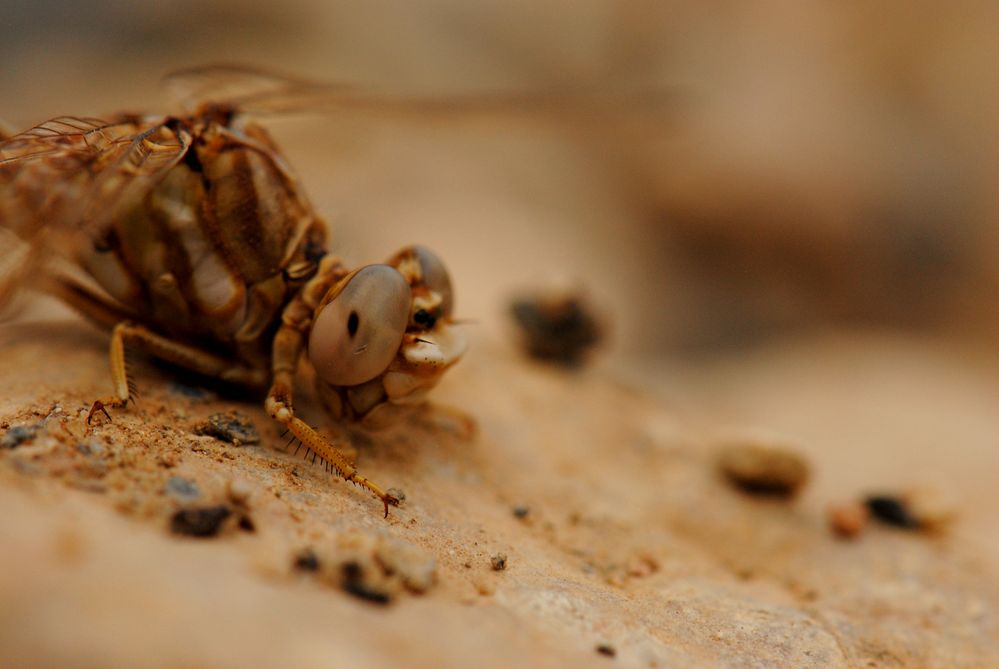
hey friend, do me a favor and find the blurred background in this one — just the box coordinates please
[3,0,999,358]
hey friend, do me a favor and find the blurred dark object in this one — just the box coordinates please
[510,292,603,367]
[169,506,232,538]
[864,488,957,532]
[865,495,920,530]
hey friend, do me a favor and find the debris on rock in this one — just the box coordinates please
[341,561,392,605]
[169,506,232,538]
[595,643,617,658]
[315,531,439,602]
[512,505,530,519]
[375,537,437,593]
[165,476,200,502]
[385,487,406,506]
[491,553,508,571]
[865,488,957,532]
[865,495,920,529]
[902,487,958,532]
[225,478,254,506]
[510,291,603,366]
[1,424,42,449]
[717,442,810,498]
[827,501,869,539]
[193,412,260,446]
[293,548,320,573]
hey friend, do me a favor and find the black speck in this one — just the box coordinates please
[1,424,41,449]
[341,562,391,605]
[237,515,256,532]
[865,495,920,529]
[512,505,530,519]
[491,553,508,571]
[294,549,320,572]
[170,506,231,538]
[595,643,617,658]
[193,413,259,445]
[347,311,360,337]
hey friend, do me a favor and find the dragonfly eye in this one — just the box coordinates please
[410,245,454,317]
[309,265,411,387]
[388,245,454,320]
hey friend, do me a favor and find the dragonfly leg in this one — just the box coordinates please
[265,256,401,517]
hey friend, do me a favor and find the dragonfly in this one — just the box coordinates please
[0,65,494,516]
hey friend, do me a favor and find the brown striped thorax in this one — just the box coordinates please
[0,71,466,430]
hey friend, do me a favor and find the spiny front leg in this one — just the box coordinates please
[266,393,401,517]
[266,258,401,517]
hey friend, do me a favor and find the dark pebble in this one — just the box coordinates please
[1,424,41,449]
[596,643,617,658]
[341,562,391,605]
[865,495,920,529]
[512,505,530,519]
[510,294,602,367]
[294,549,320,573]
[170,506,232,537]
[491,553,508,571]
[237,515,256,532]
[194,413,260,445]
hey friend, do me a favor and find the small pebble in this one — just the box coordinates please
[828,502,869,539]
[718,442,809,498]
[341,562,391,605]
[491,553,508,571]
[237,515,255,532]
[193,412,260,446]
[512,505,530,519]
[865,495,920,529]
[170,506,231,538]
[904,487,958,532]
[165,476,200,501]
[294,549,320,572]
[510,292,603,367]
[375,538,437,593]
[1,424,41,449]
[864,489,957,532]
[225,478,254,506]
[596,643,617,658]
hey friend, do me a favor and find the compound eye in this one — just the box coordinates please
[410,245,454,316]
[309,265,411,387]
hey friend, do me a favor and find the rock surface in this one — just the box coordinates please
[0,319,997,668]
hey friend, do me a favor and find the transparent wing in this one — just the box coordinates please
[0,115,190,237]
[163,64,678,125]
[165,64,359,116]
[0,116,191,310]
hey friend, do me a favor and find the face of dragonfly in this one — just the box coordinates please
[307,245,466,400]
